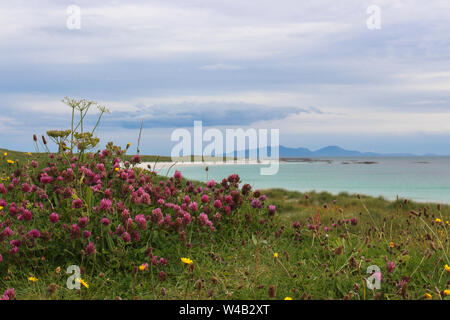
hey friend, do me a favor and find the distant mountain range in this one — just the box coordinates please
[226,145,440,158]
[278,145,424,157]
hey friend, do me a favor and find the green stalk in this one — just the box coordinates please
[71,106,75,153]
[91,111,105,135]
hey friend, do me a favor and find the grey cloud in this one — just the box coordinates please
[103,102,320,128]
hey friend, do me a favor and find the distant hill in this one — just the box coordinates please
[224,145,435,158]
[279,145,419,157]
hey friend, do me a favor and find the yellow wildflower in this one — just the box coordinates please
[435,218,442,223]
[444,290,450,296]
[181,257,193,265]
[27,152,32,156]
[126,142,131,148]
[28,276,38,282]
[424,293,432,300]
[284,297,293,300]
[115,167,120,172]
[274,252,279,258]
[0,206,3,211]
[77,278,89,288]
[3,152,7,156]
[389,242,395,248]
[6,159,14,164]
[445,264,450,273]
[139,264,148,271]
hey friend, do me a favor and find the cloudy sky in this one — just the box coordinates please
[1,0,450,155]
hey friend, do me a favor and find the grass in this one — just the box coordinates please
[0,147,171,164]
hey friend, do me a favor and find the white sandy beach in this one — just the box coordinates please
[136,159,276,171]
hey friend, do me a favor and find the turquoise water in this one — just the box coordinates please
[169,157,450,204]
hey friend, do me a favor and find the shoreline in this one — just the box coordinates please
[136,159,276,170]
[136,157,343,170]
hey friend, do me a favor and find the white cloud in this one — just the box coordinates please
[0,1,353,63]
[395,72,450,91]
[200,64,243,70]
[257,110,450,135]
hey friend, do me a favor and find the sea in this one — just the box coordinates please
[164,157,450,204]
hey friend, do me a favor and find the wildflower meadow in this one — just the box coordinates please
[0,99,449,300]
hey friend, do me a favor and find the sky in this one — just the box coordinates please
[1,0,450,155]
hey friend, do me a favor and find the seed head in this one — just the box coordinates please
[268,285,276,298]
